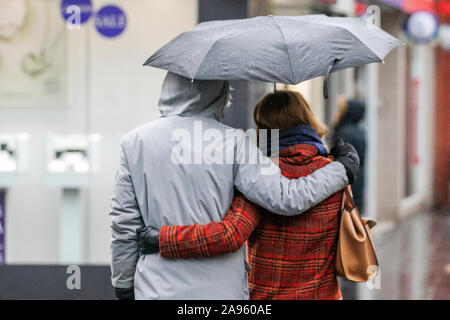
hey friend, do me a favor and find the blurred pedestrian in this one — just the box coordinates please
[332,96,366,214]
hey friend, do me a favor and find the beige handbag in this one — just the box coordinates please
[334,186,379,282]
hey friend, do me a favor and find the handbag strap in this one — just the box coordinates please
[342,186,356,211]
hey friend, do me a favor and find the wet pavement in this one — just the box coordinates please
[341,207,450,300]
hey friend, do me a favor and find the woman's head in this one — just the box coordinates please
[253,90,328,137]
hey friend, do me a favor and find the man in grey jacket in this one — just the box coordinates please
[110,72,359,300]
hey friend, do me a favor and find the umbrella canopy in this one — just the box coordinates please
[144,14,400,86]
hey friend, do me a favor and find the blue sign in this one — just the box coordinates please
[95,5,127,38]
[404,11,439,44]
[61,0,93,25]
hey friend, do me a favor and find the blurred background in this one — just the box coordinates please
[0,0,448,299]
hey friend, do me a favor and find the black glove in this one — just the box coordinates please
[137,226,160,254]
[330,138,360,185]
[115,287,135,300]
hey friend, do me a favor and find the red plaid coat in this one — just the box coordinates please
[159,144,343,300]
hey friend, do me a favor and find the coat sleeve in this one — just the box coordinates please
[110,143,145,289]
[233,130,348,216]
[159,193,261,259]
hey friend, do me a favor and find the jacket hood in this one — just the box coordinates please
[158,72,230,119]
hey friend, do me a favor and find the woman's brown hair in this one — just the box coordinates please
[253,90,328,137]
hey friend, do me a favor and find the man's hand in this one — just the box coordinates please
[330,138,360,184]
[137,226,160,254]
[115,287,135,300]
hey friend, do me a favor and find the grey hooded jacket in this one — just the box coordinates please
[110,72,348,300]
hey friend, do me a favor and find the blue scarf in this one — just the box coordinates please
[266,124,328,156]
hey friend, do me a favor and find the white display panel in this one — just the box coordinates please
[44,133,102,264]
[45,133,101,188]
[0,133,29,188]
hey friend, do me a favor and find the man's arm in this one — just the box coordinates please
[158,192,261,259]
[110,143,144,292]
[233,131,354,216]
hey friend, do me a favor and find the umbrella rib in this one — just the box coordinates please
[192,39,222,79]
[193,22,262,79]
[271,16,295,84]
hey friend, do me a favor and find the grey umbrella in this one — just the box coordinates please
[144,15,400,96]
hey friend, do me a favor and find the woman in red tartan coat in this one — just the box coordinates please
[156,90,344,300]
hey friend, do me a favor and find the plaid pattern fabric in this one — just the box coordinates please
[159,144,343,300]
[248,144,342,300]
[160,194,260,258]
